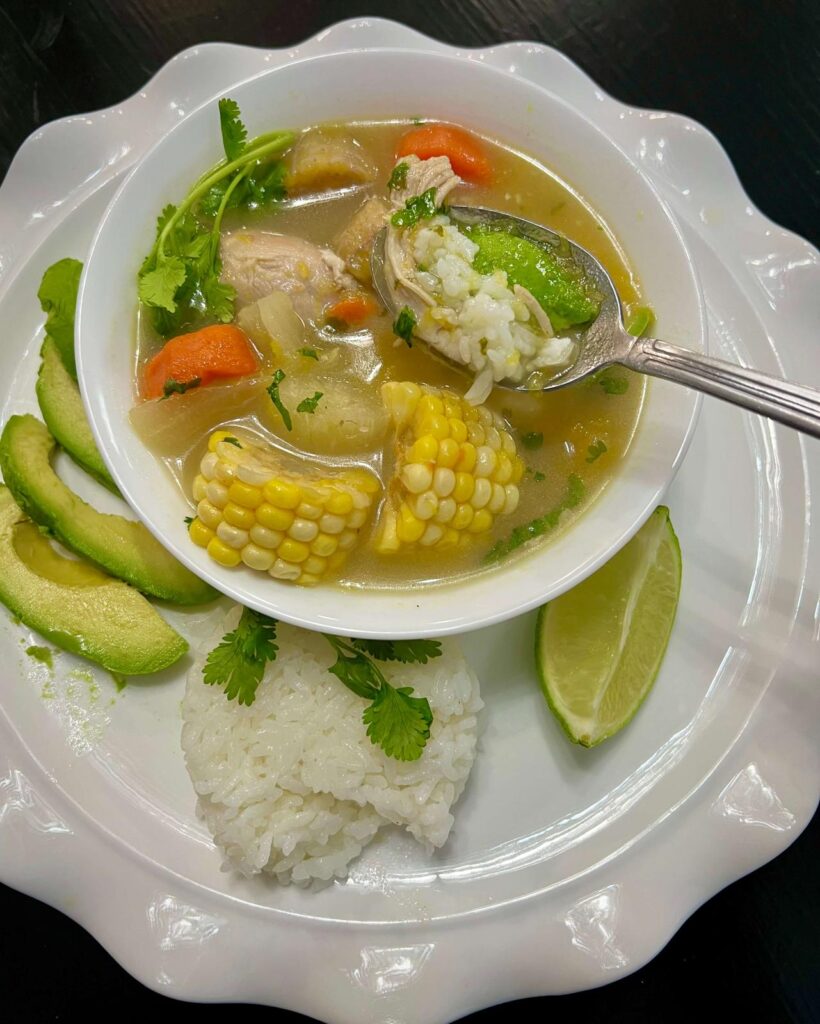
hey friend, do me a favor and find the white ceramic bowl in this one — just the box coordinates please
[77,47,705,638]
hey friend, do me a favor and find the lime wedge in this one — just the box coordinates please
[535,505,681,747]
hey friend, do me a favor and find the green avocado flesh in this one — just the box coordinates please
[466,225,600,331]
[0,486,187,674]
[36,338,119,494]
[0,415,216,605]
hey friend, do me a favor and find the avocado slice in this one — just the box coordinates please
[0,486,187,674]
[36,338,119,494]
[0,415,216,605]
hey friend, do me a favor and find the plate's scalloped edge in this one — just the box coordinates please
[0,18,816,1022]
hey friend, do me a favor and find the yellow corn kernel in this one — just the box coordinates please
[189,518,214,548]
[467,422,485,446]
[257,503,295,532]
[318,513,345,535]
[475,446,497,478]
[326,490,354,515]
[222,502,257,531]
[402,463,433,494]
[263,479,301,509]
[448,418,468,443]
[208,430,234,453]
[494,452,513,484]
[205,480,229,508]
[453,472,475,504]
[192,475,208,503]
[289,517,319,543]
[311,533,339,557]
[469,509,493,533]
[348,509,367,529]
[440,527,460,548]
[412,491,439,520]
[407,434,439,464]
[452,503,474,530]
[197,499,223,530]
[419,522,444,546]
[437,437,459,468]
[241,544,275,571]
[337,530,358,551]
[500,430,516,456]
[488,483,507,514]
[207,537,241,567]
[270,558,300,581]
[471,478,492,509]
[279,538,310,563]
[304,555,327,576]
[503,484,520,515]
[328,550,348,571]
[455,442,477,473]
[417,394,444,417]
[484,426,501,450]
[214,459,235,484]
[433,466,455,497]
[200,452,219,480]
[435,497,457,524]
[250,524,283,549]
[216,521,249,549]
[296,501,323,520]
[417,413,450,440]
[299,573,320,586]
[228,480,264,509]
[442,397,461,419]
[344,469,381,494]
[510,457,525,484]
[397,503,425,543]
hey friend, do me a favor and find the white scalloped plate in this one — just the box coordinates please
[0,20,817,1023]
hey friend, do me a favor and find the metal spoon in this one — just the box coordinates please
[372,206,820,438]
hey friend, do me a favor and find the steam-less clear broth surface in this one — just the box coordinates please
[134,120,645,589]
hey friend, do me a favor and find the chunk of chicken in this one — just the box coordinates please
[220,231,356,320]
[285,129,377,194]
[334,196,391,283]
[391,154,461,208]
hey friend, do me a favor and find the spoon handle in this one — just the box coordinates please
[623,337,820,439]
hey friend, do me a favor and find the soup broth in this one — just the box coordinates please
[134,119,645,590]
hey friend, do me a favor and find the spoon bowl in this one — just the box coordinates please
[373,205,820,436]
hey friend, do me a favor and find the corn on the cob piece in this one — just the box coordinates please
[189,431,379,585]
[376,383,524,553]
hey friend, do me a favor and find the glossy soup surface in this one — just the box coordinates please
[134,120,645,589]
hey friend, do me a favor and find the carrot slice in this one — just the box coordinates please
[143,324,258,400]
[396,124,492,185]
[327,294,378,325]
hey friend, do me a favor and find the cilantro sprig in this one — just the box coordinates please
[162,376,201,399]
[326,636,435,761]
[486,473,586,562]
[387,161,409,191]
[296,391,323,414]
[201,610,440,762]
[391,187,438,228]
[138,98,294,338]
[203,608,279,705]
[393,306,416,346]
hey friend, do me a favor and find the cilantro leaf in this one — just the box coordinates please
[296,391,323,414]
[162,376,201,398]
[267,369,292,430]
[596,371,629,395]
[391,187,438,228]
[37,258,83,378]
[521,431,544,450]
[203,608,278,706]
[352,638,442,664]
[362,683,433,762]
[298,347,319,360]
[184,516,194,527]
[222,436,242,448]
[218,97,248,161]
[586,439,608,463]
[138,256,187,312]
[201,275,236,323]
[325,636,433,760]
[486,473,586,561]
[393,306,416,346]
[387,161,409,191]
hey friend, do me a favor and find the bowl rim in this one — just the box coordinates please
[76,45,706,638]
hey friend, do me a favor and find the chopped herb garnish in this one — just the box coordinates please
[138,98,294,338]
[184,516,194,527]
[625,305,655,338]
[162,376,201,398]
[391,187,438,228]
[296,391,323,414]
[387,161,409,191]
[203,608,279,706]
[393,306,417,346]
[326,636,433,761]
[37,258,83,378]
[351,638,442,664]
[586,439,608,462]
[533,470,546,482]
[222,436,242,448]
[266,369,292,430]
[298,347,319,360]
[596,371,629,395]
[486,474,586,561]
[521,431,544,450]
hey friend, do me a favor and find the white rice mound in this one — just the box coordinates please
[411,215,576,400]
[181,608,483,885]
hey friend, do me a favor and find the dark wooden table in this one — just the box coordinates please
[0,2,817,1021]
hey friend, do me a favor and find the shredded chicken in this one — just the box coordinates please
[392,154,461,208]
[514,284,554,337]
